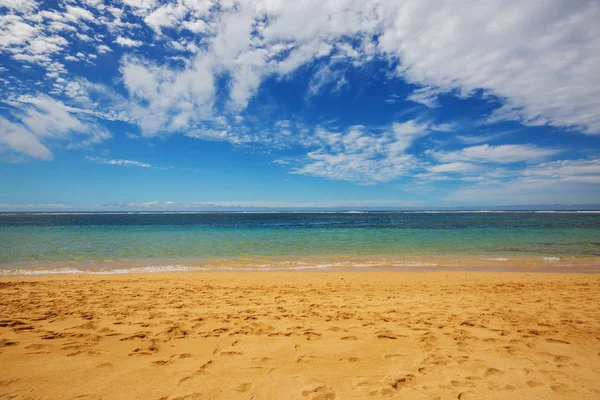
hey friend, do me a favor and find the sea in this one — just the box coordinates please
[1,211,599,276]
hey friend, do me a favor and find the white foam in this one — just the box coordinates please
[0,264,210,277]
[543,257,561,261]
[0,267,84,276]
[390,262,438,267]
[483,258,509,261]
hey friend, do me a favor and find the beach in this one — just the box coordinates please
[1,271,599,399]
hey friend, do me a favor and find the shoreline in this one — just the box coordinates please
[2,255,600,277]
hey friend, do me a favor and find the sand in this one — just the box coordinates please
[1,272,599,399]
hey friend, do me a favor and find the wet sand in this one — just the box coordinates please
[1,272,599,399]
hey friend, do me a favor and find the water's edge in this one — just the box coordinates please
[2,255,599,276]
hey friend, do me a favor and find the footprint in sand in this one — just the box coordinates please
[341,336,358,341]
[546,338,570,344]
[383,353,405,360]
[483,368,503,377]
[550,383,571,395]
[451,380,475,388]
[301,384,336,400]
[235,382,253,392]
[119,331,150,341]
[526,380,544,388]
[190,360,214,376]
[297,355,319,363]
[0,339,18,347]
[339,357,360,363]
[170,353,193,359]
[303,331,322,340]
[488,383,515,391]
[0,379,20,388]
[41,332,66,340]
[377,334,397,340]
[220,351,242,356]
[381,374,415,390]
[252,356,273,362]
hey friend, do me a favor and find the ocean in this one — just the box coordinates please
[1,211,599,275]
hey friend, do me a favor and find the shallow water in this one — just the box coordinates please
[1,211,599,275]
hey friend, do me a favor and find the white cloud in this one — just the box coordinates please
[427,144,560,164]
[455,132,508,145]
[86,156,151,168]
[101,0,600,140]
[19,95,88,137]
[0,198,432,212]
[115,36,144,47]
[119,55,215,135]
[406,86,441,108]
[307,63,347,96]
[291,121,431,184]
[0,95,110,160]
[144,3,188,33]
[0,0,36,12]
[97,44,112,53]
[120,0,158,14]
[378,1,600,133]
[64,6,95,23]
[182,19,207,33]
[4,0,600,137]
[0,117,52,160]
[2,0,600,197]
[522,159,600,183]
[426,162,483,174]
[0,15,38,47]
[445,159,600,205]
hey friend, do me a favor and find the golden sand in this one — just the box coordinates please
[1,272,599,399]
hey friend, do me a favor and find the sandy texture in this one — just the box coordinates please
[1,272,599,399]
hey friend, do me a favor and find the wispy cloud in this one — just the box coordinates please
[86,156,151,168]
[455,132,508,145]
[426,144,561,164]
[0,95,109,160]
[445,159,600,204]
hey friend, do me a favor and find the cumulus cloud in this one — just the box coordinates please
[144,3,188,33]
[0,0,37,12]
[1,0,599,198]
[3,0,600,135]
[377,1,600,133]
[115,36,144,47]
[119,55,215,135]
[94,0,599,143]
[290,120,431,184]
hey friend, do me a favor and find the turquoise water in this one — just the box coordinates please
[1,212,599,273]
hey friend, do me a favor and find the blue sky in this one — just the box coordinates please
[1,0,600,210]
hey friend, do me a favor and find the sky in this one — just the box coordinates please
[1,0,600,210]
